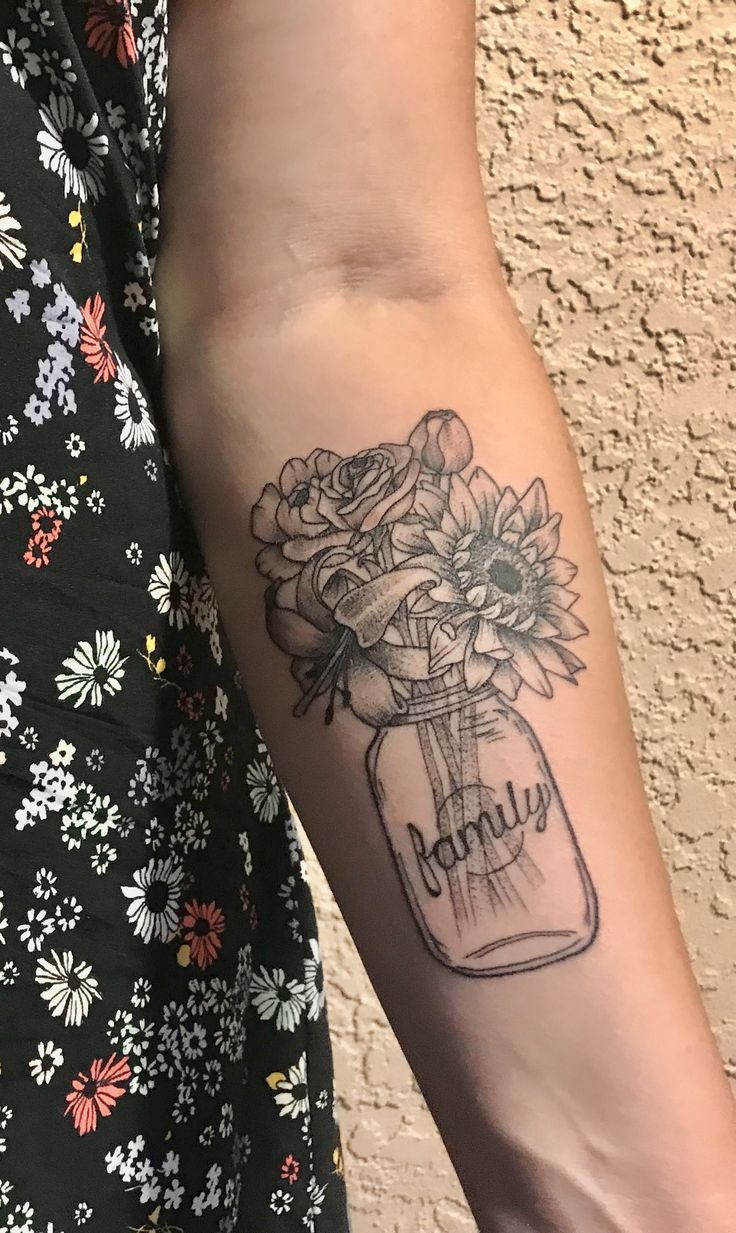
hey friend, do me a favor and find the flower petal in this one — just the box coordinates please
[251,483,284,543]
[463,642,497,691]
[334,567,439,648]
[265,588,334,658]
[347,656,406,726]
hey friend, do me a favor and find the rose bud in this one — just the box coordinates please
[408,409,473,474]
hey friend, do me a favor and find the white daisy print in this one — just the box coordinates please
[0,28,41,87]
[113,358,156,449]
[35,949,102,1026]
[245,758,281,823]
[55,630,127,709]
[147,552,190,629]
[269,1054,310,1120]
[0,191,26,271]
[28,1039,64,1085]
[36,94,108,202]
[121,855,184,944]
[303,938,325,1022]
[250,966,306,1033]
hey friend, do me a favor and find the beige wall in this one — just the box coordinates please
[306,3,736,1229]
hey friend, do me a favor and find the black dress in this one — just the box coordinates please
[0,2,350,1229]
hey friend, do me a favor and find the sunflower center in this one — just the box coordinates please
[192,917,211,936]
[487,560,522,595]
[456,534,538,621]
[61,127,91,169]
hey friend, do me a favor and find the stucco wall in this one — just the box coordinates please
[306,3,736,1229]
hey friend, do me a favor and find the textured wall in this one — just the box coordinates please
[306,3,736,1229]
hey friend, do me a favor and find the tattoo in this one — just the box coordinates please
[251,410,599,976]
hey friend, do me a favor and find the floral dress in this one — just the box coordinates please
[0,3,350,1230]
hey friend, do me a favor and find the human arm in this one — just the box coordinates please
[155,2,736,1230]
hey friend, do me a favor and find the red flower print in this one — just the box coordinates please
[178,690,205,721]
[64,1052,131,1135]
[80,293,117,383]
[84,0,138,67]
[30,506,62,545]
[23,529,52,569]
[182,899,225,969]
[280,1154,300,1184]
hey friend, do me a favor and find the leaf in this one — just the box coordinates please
[78,474,87,485]
[154,657,166,674]
[145,634,156,654]
[266,1072,286,1090]
[67,209,82,228]
[70,241,83,263]
[176,944,191,967]
[334,567,439,649]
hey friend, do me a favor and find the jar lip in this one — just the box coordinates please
[388,680,501,725]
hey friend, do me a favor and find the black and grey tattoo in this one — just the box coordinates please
[251,410,599,976]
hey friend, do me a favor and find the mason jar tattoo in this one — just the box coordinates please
[251,410,599,977]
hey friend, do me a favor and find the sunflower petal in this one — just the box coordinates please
[473,616,513,658]
[498,630,553,697]
[491,660,523,700]
[391,520,430,555]
[520,514,561,561]
[463,642,497,691]
[517,477,549,531]
[545,603,589,641]
[546,556,578,585]
[448,474,482,534]
[492,486,522,538]
[467,466,502,527]
[429,621,467,674]
[540,583,580,610]
[425,527,455,557]
[533,638,585,680]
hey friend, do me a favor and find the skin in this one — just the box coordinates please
[155,2,736,1230]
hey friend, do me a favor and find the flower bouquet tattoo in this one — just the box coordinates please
[252,411,599,976]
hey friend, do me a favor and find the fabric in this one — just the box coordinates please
[0,2,350,1230]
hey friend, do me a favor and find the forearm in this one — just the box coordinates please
[158,288,736,1233]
